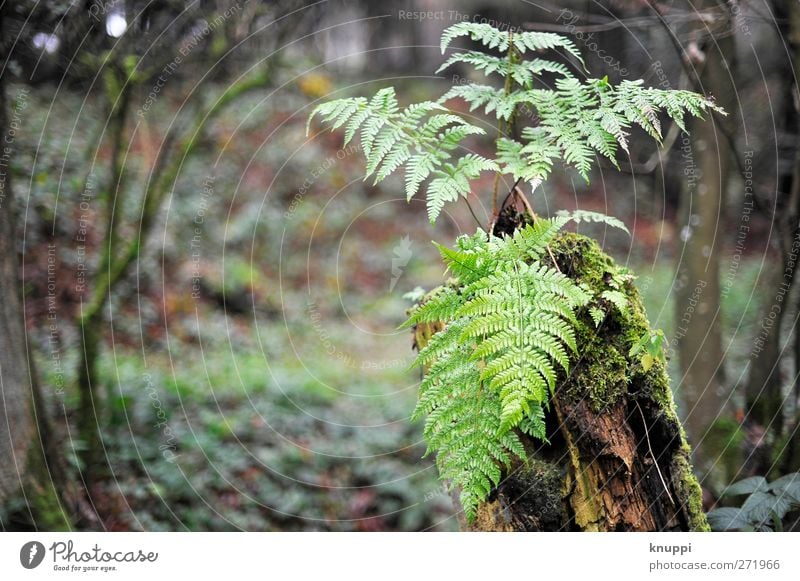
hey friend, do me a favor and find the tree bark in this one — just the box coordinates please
[741,0,800,478]
[674,2,736,477]
[0,29,70,529]
[414,233,708,531]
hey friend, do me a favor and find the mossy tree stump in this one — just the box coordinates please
[413,233,708,532]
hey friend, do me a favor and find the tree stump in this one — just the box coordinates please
[413,232,708,532]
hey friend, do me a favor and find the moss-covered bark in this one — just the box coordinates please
[413,232,708,531]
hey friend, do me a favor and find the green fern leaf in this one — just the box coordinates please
[556,209,631,235]
[601,289,628,313]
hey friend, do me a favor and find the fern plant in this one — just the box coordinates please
[309,22,722,223]
[307,22,724,521]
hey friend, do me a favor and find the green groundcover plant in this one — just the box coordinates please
[308,22,722,520]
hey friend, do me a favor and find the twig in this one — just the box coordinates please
[491,32,518,218]
[491,171,502,219]
[489,176,523,234]
[513,185,561,273]
[500,177,522,209]
[635,400,676,506]
[463,195,483,229]
[513,185,536,217]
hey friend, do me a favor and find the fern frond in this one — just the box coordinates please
[425,155,497,223]
[412,317,469,369]
[497,136,559,190]
[589,306,605,328]
[439,84,520,121]
[498,216,571,261]
[307,96,367,136]
[436,241,491,284]
[411,330,526,520]
[514,30,583,63]
[441,22,510,53]
[440,23,584,66]
[403,286,462,329]
[308,87,488,220]
[601,289,628,313]
[556,209,631,235]
[404,152,441,202]
[437,51,574,86]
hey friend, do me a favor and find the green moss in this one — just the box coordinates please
[30,485,70,531]
[632,360,680,423]
[566,321,629,410]
[552,233,710,531]
[672,445,711,531]
[26,446,71,530]
[551,233,641,410]
[550,233,682,418]
[494,456,568,531]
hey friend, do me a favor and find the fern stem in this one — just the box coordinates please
[491,31,518,222]
[491,170,502,221]
[513,184,536,218]
[514,186,562,274]
[463,195,483,229]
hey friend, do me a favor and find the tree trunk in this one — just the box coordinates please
[674,2,736,477]
[741,0,800,479]
[414,233,708,531]
[0,30,70,529]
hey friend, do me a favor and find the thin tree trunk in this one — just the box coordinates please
[745,0,800,477]
[74,66,273,475]
[0,28,70,528]
[674,2,736,476]
[414,233,708,531]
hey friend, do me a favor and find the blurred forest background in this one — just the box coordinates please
[0,0,798,531]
